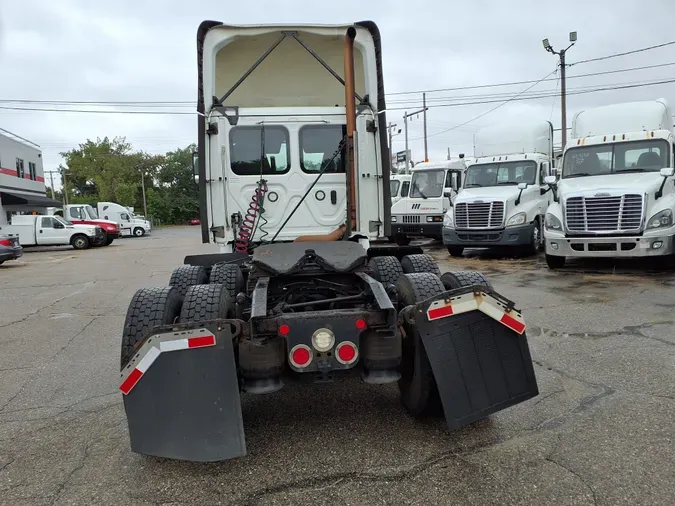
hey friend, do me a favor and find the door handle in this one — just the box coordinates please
[331,190,337,205]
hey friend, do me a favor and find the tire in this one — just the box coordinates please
[71,234,90,250]
[523,219,542,256]
[133,227,145,237]
[546,254,566,269]
[169,265,208,298]
[447,246,464,257]
[441,270,492,290]
[179,283,234,322]
[209,262,245,298]
[0,260,4,266]
[396,273,446,417]
[394,234,411,246]
[105,236,115,246]
[400,254,441,277]
[121,286,182,368]
[367,256,403,286]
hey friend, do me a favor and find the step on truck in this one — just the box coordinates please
[119,20,539,462]
[390,158,466,245]
[443,121,555,257]
[544,99,675,268]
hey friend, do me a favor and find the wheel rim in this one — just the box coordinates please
[76,238,85,248]
[533,223,540,247]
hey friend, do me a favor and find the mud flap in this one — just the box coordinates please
[413,287,538,429]
[121,323,246,462]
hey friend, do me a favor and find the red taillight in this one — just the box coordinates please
[289,345,312,368]
[279,324,290,336]
[355,319,367,330]
[0,239,12,247]
[336,341,358,365]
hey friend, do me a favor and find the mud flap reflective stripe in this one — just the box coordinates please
[122,324,246,462]
[426,291,526,335]
[415,289,538,429]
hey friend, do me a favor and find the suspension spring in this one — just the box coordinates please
[235,181,268,253]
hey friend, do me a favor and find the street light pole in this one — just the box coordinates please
[140,170,148,218]
[543,31,577,151]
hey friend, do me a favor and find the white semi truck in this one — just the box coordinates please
[443,121,554,257]
[97,202,151,237]
[118,21,538,463]
[544,99,675,268]
[390,158,466,244]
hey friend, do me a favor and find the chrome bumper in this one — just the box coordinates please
[545,230,675,258]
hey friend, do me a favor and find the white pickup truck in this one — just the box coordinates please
[0,215,102,250]
[544,98,675,268]
[443,121,554,257]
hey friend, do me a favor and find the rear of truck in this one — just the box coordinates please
[118,20,539,463]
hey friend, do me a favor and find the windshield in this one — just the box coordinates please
[464,161,537,188]
[390,180,401,196]
[410,170,445,198]
[84,205,98,219]
[562,139,669,178]
[55,216,72,226]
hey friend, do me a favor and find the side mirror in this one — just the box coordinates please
[544,175,557,185]
[192,151,199,183]
[517,182,528,190]
[443,190,453,198]
[656,168,674,200]
[54,222,64,229]
[660,167,674,177]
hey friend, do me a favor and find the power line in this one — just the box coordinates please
[386,61,675,97]
[0,105,196,115]
[570,40,675,66]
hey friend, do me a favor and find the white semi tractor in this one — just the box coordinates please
[390,158,466,244]
[443,121,554,257]
[544,99,675,268]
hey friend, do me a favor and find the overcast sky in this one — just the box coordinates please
[2,0,675,188]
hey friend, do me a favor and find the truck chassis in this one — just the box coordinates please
[119,241,538,462]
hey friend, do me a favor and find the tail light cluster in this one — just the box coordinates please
[281,319,365,369]
[0,239,12,247]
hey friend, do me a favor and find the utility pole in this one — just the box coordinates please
[44,170,57,199]
[140,170,148,218]
[447,147,451,160]
[543,31,577,151]
[423,93,428,162]
[61,168,69,206]
[403,106,428,173]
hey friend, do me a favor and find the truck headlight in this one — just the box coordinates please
[426,216,443,223]
[391,216,397,223]
[506,212,526,227]
[545,213,562,231]
[647,209,673,229]
[443,213,454,228]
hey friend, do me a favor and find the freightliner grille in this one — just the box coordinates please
[565,194,643,233]
[455,201,505,229]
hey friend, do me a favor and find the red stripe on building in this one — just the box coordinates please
[119,368,143,394]
[500,313,526,334]
[428,304,454,320]
[0,168,17,176]
[36,176,45,182]
[187,335,216,348]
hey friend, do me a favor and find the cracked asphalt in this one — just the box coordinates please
[1,227,674,505]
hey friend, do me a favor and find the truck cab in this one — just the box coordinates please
[443,121,554,256]
[51,205,119,245]
[544,99,675,268]
[390,174,411,205]
[390,159,466,245]
[97,202,151,237]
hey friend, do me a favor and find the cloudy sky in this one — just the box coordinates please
[2,0,675,189]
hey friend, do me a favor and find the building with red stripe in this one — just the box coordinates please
[0,129,61,226]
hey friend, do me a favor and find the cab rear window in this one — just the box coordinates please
[229,126,290,175]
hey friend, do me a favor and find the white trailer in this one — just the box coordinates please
[390,158,466,244]
[443,121,554,256]
[544,99,675,268]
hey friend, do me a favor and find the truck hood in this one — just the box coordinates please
[72,219,118,231]
[558,173,662,195]
[456,186,519,203]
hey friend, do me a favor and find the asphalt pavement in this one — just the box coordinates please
[0,228,673,505]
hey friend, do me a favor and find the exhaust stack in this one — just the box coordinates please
[344,27,357,234]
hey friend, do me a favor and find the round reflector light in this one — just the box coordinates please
[311,328,335,352]
[355,319,367,330]
[336,341,358,364]
[289,345,312,368]
[279,324,290,336]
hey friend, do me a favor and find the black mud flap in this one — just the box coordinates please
[121,322,246,462]
[413,286,538,429]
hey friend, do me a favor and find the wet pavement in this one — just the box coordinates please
[0,229,674,505]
